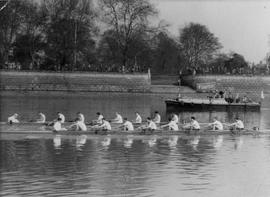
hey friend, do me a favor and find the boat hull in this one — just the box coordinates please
[0,129,267,136]
[165,99,261,112]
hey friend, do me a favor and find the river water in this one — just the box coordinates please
[1,91,270,197]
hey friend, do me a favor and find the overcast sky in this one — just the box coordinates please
[152,0,270,63]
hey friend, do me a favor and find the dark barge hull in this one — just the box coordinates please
[165,99,261,112]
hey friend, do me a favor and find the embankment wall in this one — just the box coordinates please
[0,71,151,93]
[182,75,270,98]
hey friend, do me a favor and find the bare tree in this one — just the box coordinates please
[99,0,157,69]
[179,23,222,71]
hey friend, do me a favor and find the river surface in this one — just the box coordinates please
[1,91,270,197]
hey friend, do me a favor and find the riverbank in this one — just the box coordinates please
[182,75,270,99]
[0,70,151,93]
[0,70,196,94]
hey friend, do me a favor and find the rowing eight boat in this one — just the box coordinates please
[0,128,268,136]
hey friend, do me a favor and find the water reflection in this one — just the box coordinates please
[212,135,223,149]
[53,135,61,149]
[123,136,134,148]
[168,135,179,148]
[76,135,87,151]
[101,136,111,149]
[1,135,270,196]
[188,136,200,150]
[233,137,244,150]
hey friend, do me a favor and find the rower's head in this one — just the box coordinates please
[213,117,217,121]
[155,111,159,114]
[96,112,101,116]
[57,112,61,116]
[75,117,80,122]
[124,117,128,122]
[235,117,239,120]
[191,116,195,121]
[77,112,81,115]
[135,112,139,116]
[168,117,172,121]
[146,117,151,122]
[14,113,18,118]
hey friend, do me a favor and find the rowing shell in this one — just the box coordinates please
[0,128,268,136]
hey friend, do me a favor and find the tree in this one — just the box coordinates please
[224,53,248,74]
[179,23,222,71]
[152,32,182,74]
[99,0,157,69]
[41,0,98,70]
[0,0,30,64]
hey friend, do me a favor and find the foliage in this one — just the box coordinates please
[152,32,182,74]
[41,0,98,70]
[99,0,157,69]
[179,23,222,70]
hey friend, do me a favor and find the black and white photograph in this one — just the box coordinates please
[1,0,270,196]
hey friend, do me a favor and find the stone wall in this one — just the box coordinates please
[182,75,267,99]
[0,71,151,92]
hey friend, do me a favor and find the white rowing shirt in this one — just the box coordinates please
[37,113,46,123]
[97,115,104,124]
[235,120,244,129]
[123,121,134,131]
[212,120,223,130]
[78,114,85,123]
[135,114,142,123]
[101,120,112,130]
[168,121,179,131]
[172,114,179,124]
[76,121,87,131]
[191,120,200,129]
[53,122,66,131]
[153,114,161,124]
[8,115,19,123]
[58,113,65,123]
[114,114,123,123]
[148,121,157,130]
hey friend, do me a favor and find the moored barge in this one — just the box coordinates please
[165,98,261,112]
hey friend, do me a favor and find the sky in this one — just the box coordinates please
[152,0,270,63]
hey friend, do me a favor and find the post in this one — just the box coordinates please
[148,68,151,84]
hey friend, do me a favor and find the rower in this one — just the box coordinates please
[112,112,123,123]
[96,118,112,131]
[229,117,244,130]
[153,111,161,124]
[122,118,134,131]
[94,112,104,124]
[135,112,142,124]
[171,113,179,124]
[70,117,87,131]
[53,118,67,131]
[77,112,85,123]
[160,118,179,131]
[208,117,223,131]
[183,116,200,130]
[8,113,19,124]
[36,112,46,123]
[143,117,157,131]
[56,112,65,123]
